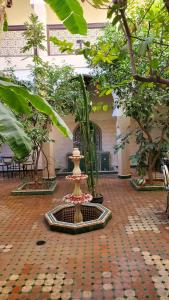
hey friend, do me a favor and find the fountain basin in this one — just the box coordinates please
[63,193,92,204]
[66,174,88,181]
[45,203,112,234]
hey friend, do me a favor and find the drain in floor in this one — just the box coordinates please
[36,240,46,246]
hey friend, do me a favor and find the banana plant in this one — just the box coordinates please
[44,0,87,35]
[0,77,72,159]
[0,78,72,139]
[0,102,32,159]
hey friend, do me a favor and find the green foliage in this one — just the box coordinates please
[0,78,72,139]
[3,12,8,31]
[22,14,46,57]
[115,84,169,182]
[91,0,110,8]
[29,60,82,115]
[92,101,111,112]
[44,0,87,35]
[107,0,169,85]
[0,102,31,159]
[49,36,73,54]
[21,14,72,139]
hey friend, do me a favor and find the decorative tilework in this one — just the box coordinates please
[0,31,32,57]
[125,206,169,234]
[0,176,168,300]
[0,244,13,252]
[142,251,169,298]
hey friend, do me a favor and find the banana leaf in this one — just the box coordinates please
[0,102,32,159]
[0,78,73,139]
[44,0,87,35]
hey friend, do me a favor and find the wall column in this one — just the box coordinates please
[42,124,56,179]
[116,116,131,179]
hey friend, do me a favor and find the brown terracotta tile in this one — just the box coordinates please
[0,177,168,300]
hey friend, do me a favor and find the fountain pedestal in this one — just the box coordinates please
[63,149,92,223]
[45,148,112,234]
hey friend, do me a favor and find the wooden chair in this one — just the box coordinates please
[161,164,169,216]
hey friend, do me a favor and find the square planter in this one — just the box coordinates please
[130,178,164,191]
[11,179,57,195]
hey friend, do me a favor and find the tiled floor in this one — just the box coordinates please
[0,176,169,300]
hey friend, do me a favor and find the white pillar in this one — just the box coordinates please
[116,116,131,179]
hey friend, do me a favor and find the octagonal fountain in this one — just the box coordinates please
[45,148,112,234]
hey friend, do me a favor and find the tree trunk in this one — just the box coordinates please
[34,147,41,184]
[147,165,154,185]
[147,152,154,185]
[164,0,169,13]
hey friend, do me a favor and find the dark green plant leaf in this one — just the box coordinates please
[112,15,121,26]
[107,4,121,19]
[92,0,109,8]
[138,37,153,57]
[0,102,31,159]
[0,78,73,139]
[3,13,8,31]
[0,86,31,114]
[44,0,87,35]
[50,36,74,53]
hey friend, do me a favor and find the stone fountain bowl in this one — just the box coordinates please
[45,203,112,234]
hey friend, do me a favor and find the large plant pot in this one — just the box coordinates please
[91,193,104,204]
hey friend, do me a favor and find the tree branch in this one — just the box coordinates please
[120,8,169,86]
[133,75,169,85]
[135,119,153,143]
[131,35,169,48]
[151,125,167,168]
[120,9,137,76]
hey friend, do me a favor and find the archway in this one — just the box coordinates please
[73,122,102,152]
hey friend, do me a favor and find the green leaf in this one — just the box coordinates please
[107,4,121,19]
[92,105,97,112]
[150,59,159,70]
[112,15,121,26]
[0,102,32,160]
[64,13,87,35]
[50,36,73,53]
[138,37,153,57]
[83,41,90,47]
[0,78,73,139]
[44,0,87,35]
[3,13,8,32]
[105,89,113,95]
[0,86,31,114]
[91,0,109,8]
[103,104,109,111]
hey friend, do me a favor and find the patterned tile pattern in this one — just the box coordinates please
[0,31,32,57]
[125,206,169,234]
[0,177,168,300]
[142,251,169,299]
[0,244,13,252]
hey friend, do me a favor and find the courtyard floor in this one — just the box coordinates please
[0,176,169,300]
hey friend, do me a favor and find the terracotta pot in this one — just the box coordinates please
[91,193,103,204]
